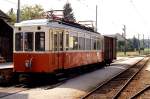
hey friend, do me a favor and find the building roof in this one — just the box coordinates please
[0,10,10,21]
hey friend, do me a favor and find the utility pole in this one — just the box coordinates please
[123,25,126,55]
[17,0,20,23]
[138,33,140,55]
[95,5,98,32]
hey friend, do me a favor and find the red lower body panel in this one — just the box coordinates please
[13,51,104,73]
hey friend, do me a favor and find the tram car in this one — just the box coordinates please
[13,19,116,78]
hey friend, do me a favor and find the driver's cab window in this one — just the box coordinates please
[35,32,45,51]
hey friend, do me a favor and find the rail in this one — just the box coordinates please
[112,57,149,99]
[81,57,149,99]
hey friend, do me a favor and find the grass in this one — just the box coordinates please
[117,51,139,57]
[117,49,150,57]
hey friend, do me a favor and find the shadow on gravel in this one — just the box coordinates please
[55,63,130,92]
[0,92,28,99]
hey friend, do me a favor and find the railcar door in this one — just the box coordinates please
[53,29,64,70]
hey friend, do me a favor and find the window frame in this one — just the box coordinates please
[24,32,34,51]
[35,32,45,51]
[15,32,23,51]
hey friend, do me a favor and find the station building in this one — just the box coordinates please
[0,10,13,62]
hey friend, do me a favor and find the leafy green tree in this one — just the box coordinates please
[7,8,16,24]
[117,41,125,51]
[127,39,134,51]
[21,4,44,20]
[7,5,44,24]
[132,36,139,50]
[63,3,75,22]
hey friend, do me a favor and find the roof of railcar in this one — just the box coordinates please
[14,19,100,34]
[15,19,49,26]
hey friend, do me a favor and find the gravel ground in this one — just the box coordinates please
[118,57,150,99]
[1,57,143,99]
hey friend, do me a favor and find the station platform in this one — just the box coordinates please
[1,57,144,99]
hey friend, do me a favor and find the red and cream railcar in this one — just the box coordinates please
[13,19,104,74]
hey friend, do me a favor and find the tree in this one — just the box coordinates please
[21,4,44,20]
[132,36,139,51]
[7,5,44,24]
[117,41,125,51]
[63,3,75,22]
[7,8,16,24]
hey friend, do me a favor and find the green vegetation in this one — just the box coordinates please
[7,3,76,24]
[117,49,150,57]
[117,51,139,57]
[7,4,44,24]
[63,2,76,22]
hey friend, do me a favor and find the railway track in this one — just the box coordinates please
[81,56,149,99]
[130,85,150,99]
[0,62,102,98]
[0,57,142,98]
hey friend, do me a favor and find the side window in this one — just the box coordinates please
[15,32,23,51]
[66,34,69,50]
[35,32,45,51]
[24,32,33,51]
[69,36,73,50]
[59,32,63,51]
[97,39,101,50]
[94,39,96,50]
[91,39,94,50]
[73,36,78,50]
[79,37,85,50]
[54,33,58,51]
[86,38,91,50]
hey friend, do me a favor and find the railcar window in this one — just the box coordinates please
[97,39,101,50]
[69,36,73,50]
[35,32,45,51]
[94,39,96,50]
[59,32,63,51]
[15,33,23,51]
[92,39,96,50]
[91,39,94,50]
[54,34,58,51]
[24,32,33,51]
[66,34,69,50]
[86,38,91,50]
[79,37,85,50]
[73,36,78,50]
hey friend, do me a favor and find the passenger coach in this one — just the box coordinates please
[13,19,105,75]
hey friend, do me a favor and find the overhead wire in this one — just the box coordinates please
[129,0,147,26]
[129,0,150,38]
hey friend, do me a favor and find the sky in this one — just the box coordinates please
[0,0,150,39]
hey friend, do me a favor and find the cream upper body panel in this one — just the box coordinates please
[14,19,104,52]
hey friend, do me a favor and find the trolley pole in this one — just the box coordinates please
[17,0,20,23]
